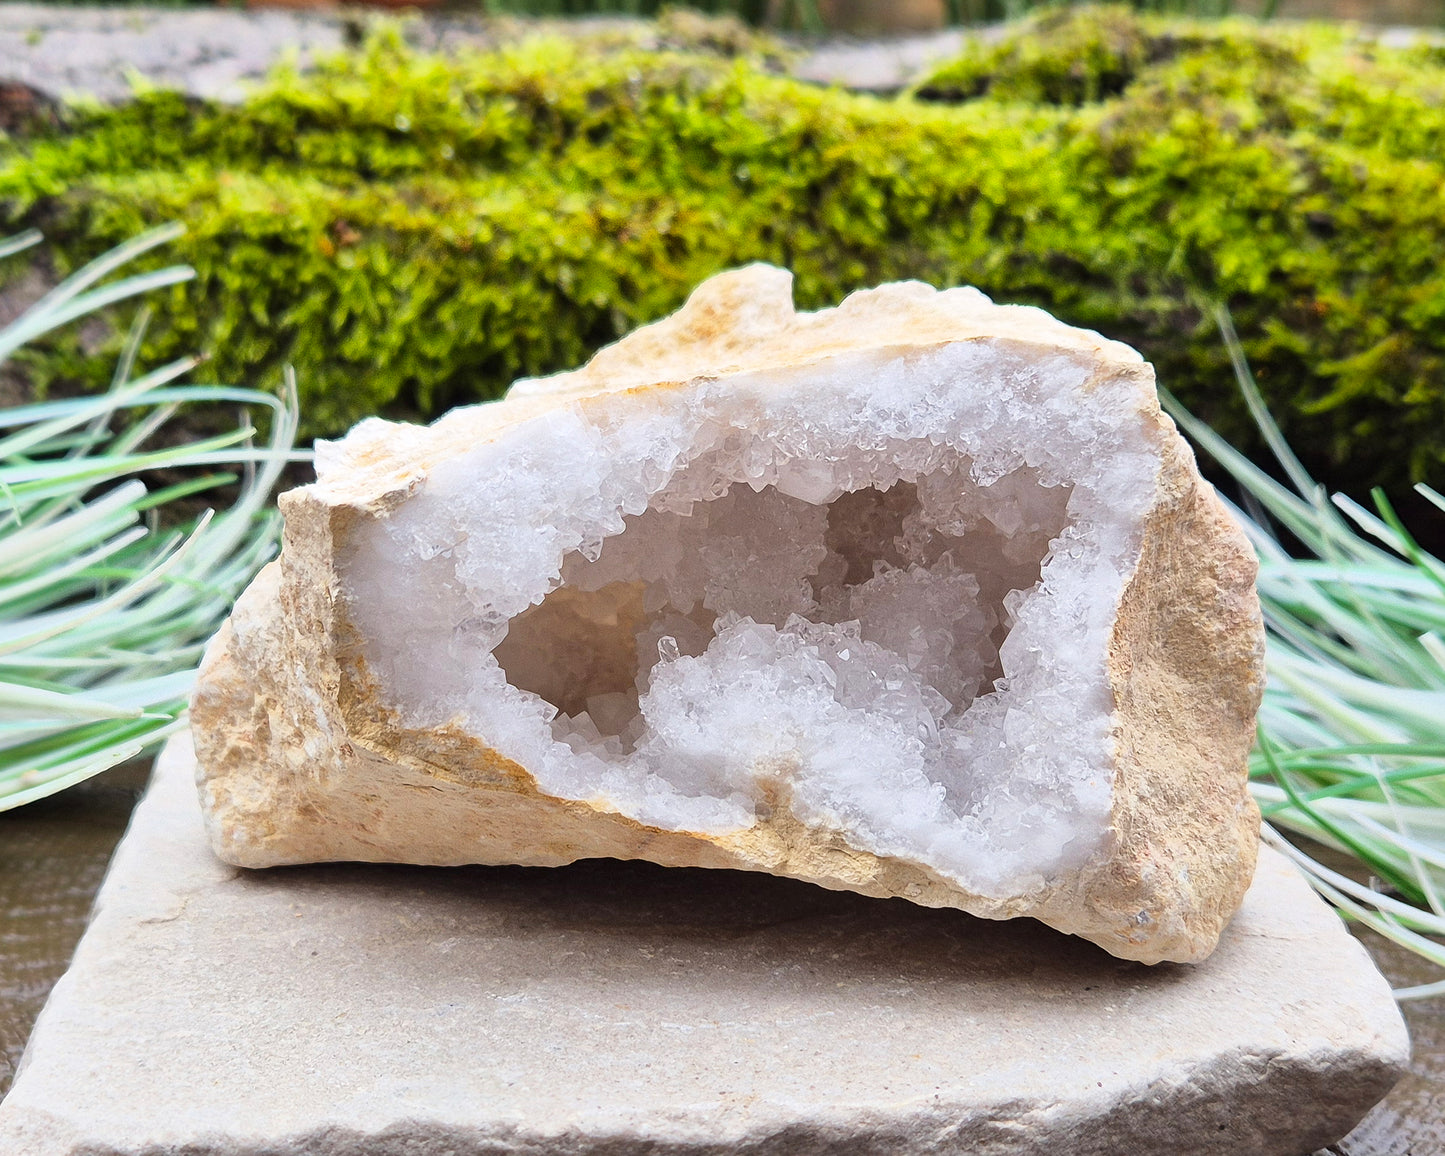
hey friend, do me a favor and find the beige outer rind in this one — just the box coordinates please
[190,266,1265,965]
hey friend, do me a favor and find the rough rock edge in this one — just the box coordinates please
[191,266,1264,965]
[0,1042,1408,1156]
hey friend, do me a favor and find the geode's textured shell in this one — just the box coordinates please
[191,266,1265,964]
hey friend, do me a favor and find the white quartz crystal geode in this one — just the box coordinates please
[191,266,1265,964]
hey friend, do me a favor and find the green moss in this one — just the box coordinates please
[914,5,1163,105]
[3,10,1445,488]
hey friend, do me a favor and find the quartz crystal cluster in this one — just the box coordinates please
[490,469,1074,877]
[191,266,1266,964]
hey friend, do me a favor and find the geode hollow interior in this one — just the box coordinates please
[191,266,1265,964]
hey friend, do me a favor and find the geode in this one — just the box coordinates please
[191,266,1265,964]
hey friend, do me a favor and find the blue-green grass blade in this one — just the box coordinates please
[0,230,296,811]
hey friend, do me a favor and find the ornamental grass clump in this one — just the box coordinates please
[0,225,296,811]
[1171,313,1445,1000]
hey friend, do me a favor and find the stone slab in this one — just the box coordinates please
[0,733,1409,1156]
[0,7,965,104]
[0,5,345,105]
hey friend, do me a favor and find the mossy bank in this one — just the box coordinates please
[2,7,1443,487]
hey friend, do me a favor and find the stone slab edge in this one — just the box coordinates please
[0,733,1411,1156]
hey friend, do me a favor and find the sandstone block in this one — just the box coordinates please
[0,735,1407,1156]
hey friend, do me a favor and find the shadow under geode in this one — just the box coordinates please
[234,855,1177,994]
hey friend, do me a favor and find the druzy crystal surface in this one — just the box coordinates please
[338,336,1151,899]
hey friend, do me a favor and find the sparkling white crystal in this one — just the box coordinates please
[333,342,1157,900]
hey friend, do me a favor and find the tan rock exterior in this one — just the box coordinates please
[191,265,1265,964]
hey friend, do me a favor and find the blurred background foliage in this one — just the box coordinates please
[25,0,1445,26]
[2,7,1443,502]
